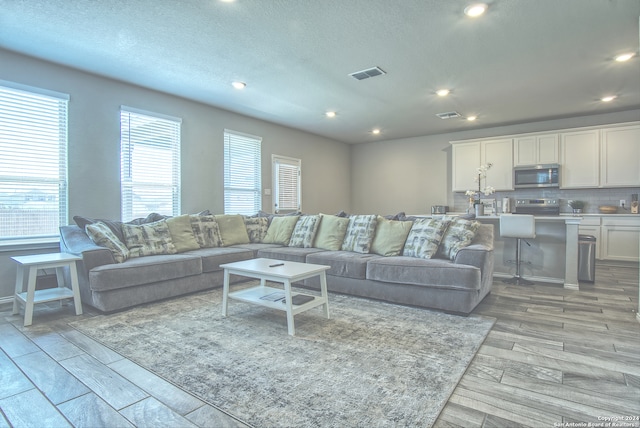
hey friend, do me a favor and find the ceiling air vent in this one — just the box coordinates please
[349,66,386,81]
[435,111,462,119]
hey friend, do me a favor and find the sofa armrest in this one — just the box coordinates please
[454,244,494,292]
[59,225,115,271]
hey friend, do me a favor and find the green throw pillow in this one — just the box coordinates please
[263,215,300,245]
[370,216,413,256]
[215,214,250,246]
[166,215,200,252]
[313,214,350,251]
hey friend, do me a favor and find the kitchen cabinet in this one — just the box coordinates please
[600,217,640,262]
[514,134,558,166]
[600,124,640,187]
[559,129,600,188]
[451,138,513,192]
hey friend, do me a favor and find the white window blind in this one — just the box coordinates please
[0,82,69,241]
[224,130,261,215]
[121,107,181,221]
[272,155,301,213]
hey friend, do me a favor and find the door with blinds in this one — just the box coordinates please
[272,155,301,214]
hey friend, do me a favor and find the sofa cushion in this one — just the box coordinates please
[244,217,269,243]
[257,246,325,263]
[341,215,377,253]
[306,251,381,280]
[366,256,481,291]
[121,220,178,258]
[190,215,223,248]
[188,247,255,273]
[263,215,300,245]
[436,217,480,260]
[89,253,203,291]
[370,216,413,256]
[215,214,250,246]
[85,222,130,263]
[402,218,450,259]
[288,215,320,248]
[166,215,200,252]
[314,214,350,251]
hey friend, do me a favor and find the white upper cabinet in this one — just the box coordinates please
[600,124,640,187]
[452,142,481,192]
[514,134,559,166]
[481,139,513,191]
[451,139,513,192]
[559,129,600,188]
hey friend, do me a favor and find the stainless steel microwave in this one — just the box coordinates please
[514,164,560,189]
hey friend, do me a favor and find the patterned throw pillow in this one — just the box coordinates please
[402,218,451,259]
[370,216,413,256]
[436,218,480,260]
[190,215,223,248]
[341,215,378,253]
[244,217,269,243]
[263,215,300,245]
[121,220,178,258]
[289,215,320,248]
[85,222,130,263]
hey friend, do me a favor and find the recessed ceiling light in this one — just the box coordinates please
[615,53,635,62]
[601,95,616,102]
[325,111,336,118]
[231,81,246,90]
[467,116,477,121]
[464,3,487,17]
[436,89,450,97]
[372,128,381,135]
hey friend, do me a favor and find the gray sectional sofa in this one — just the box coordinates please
[59,212,494,315]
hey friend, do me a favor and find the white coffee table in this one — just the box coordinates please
[221,258,331,336]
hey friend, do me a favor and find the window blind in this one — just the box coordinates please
[272,155,301,213]
[0,82,69,241]
[224,130,262,215]
[120,108,181,221]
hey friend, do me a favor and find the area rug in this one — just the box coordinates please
[71,287,495,427]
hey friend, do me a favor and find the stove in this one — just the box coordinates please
[514,198,560,216]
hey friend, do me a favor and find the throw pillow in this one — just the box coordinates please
[121,220,178,258]
[85,222,130,263]
[370,216,413,256]
[74,212,168,243]
[263,215,300,245]
[341,214,378,253]
[215,214,250,246]
[244,216,269,243]
[402,218,451,259]
[189,215,223,248]
[165,215,200,252]
[436,218,480,260]
[288,215,320,248]
[313,214,350,251]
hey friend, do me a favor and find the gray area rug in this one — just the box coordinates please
[71,286,495,427]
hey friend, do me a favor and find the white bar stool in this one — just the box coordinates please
[11,252,83,326]
[500,214,536,285]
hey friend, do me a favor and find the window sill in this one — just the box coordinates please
[0,237,60,253]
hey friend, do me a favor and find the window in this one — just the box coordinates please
[272,155,301,213]
[120,107,181,221]
[0,81,69,241]
[224,130,261,215]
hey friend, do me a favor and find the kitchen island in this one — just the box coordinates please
[475,215,581,289]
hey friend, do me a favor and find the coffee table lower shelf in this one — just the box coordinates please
[228,285,326,315]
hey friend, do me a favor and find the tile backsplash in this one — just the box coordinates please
[453,187,640,214]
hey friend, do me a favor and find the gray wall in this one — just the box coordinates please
[0,49,351,300]
[350,109,640,215]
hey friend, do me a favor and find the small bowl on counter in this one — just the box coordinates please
[598,205,618,214]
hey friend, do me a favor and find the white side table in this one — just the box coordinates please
[11,252,83,326]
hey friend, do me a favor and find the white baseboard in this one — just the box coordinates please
[0,296,14,306]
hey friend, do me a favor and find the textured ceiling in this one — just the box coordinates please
[1,0,639,143]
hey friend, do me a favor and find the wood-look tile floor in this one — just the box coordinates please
[1,261,638,428]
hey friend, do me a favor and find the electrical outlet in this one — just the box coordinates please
[619,199,626,207]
